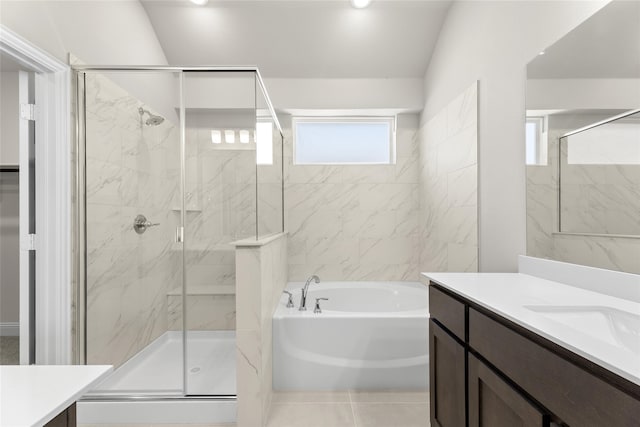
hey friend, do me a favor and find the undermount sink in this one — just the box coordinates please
[524,305,640,352]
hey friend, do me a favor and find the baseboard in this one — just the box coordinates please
[0,322,19,336]
[78,400,236,424]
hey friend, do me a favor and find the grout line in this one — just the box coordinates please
[348,390,358,427]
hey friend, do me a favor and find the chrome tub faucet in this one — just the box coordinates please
[299,275,320,311]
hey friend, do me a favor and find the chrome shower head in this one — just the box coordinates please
[138,107,165,126]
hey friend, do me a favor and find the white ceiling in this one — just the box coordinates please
[527,0,640,79]
[141,0,452,78]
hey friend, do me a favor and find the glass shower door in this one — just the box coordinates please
[182,71,257,395]
[82,70,185,396]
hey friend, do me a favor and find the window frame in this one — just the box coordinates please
[292,116,396,165]
[525,116,547,166]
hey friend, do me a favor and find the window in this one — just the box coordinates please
[256,121,273,165]
[293,117,395,165]
[525,117,547,165]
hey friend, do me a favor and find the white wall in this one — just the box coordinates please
[265,78,424,113]
[0,0,176,121]
[527,78,640,111]
[0,0,166,67]
[421,0,610,272]
[0,71,19,166]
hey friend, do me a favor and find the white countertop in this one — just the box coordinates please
[423,272,640,386]
[0,365,112,427]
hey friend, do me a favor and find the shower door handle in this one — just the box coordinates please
[133,214,160,234]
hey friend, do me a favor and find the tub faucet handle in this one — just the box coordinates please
[314,297,329,314]
[283,290,294,308]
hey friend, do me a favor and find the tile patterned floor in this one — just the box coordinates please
[79,391,430,427]
[267,391,430,427]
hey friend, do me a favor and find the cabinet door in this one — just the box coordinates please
[44,403,76,427]
[430,319,466,427]
[468,354,549,427]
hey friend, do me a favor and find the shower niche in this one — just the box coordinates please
[75,68,283,399]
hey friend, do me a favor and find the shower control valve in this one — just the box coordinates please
[133,214,160,234]
[314,298,329,314]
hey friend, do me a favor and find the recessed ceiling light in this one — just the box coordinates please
[350,0,371,9]
[190,0,208,5]
[538,51,545,55]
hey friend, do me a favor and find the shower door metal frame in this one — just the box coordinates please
[74,66,283,401]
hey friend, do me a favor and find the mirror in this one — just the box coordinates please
[559,110,640,236]
[525,0,640,272]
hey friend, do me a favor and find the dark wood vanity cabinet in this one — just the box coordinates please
[429,283,640,427]
[468,354,549,427]
[44,403,76,427]
[430,319,466,427]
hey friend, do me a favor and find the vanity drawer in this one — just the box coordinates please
[429,284,466,341]
[469,308,640,427]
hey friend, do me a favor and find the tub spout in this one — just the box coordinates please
[299,275,320,311]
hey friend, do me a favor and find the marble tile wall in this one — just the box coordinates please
[85,73,181,368]
[418,82,478,273]
[180,118,285,333]
[182,125,256,301]
[559,149,640,236]
[167,293,236,331]
[284,114,421,281]
[83,73,285,388]
[235,233,288,427]
[527,130,640,274]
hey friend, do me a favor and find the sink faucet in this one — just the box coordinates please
[299,275,320,311]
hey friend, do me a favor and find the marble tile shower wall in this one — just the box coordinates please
[527,130,640,274]
[85,73,181,368]
[169,127,258,332]
[418,82,478,273]
[560,147,640,236]
[284,114,421,281]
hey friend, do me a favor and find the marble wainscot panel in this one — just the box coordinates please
[284,114,420,281]
[526,128,640,274]
[167,285,236,331]
[418,81,478,274]
[84,72,181,368]
[560,140,640,235]
[234,233,288,427]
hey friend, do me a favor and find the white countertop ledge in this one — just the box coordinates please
[0,365,112,427]
[231,231,288,247]
[422,271,640,387]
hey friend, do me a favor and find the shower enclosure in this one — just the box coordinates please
[74,67,283,400]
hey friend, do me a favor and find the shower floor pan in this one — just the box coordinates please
[78,330,236,424]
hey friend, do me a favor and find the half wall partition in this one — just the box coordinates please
[74,67,283,399]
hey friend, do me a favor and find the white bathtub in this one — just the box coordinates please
[273,281,429,391]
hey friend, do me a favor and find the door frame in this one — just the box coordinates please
[0,25,72,364]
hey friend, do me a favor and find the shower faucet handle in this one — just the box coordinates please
[283,290,294,308]
[314,298,329,314]
[133,214,160,234]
